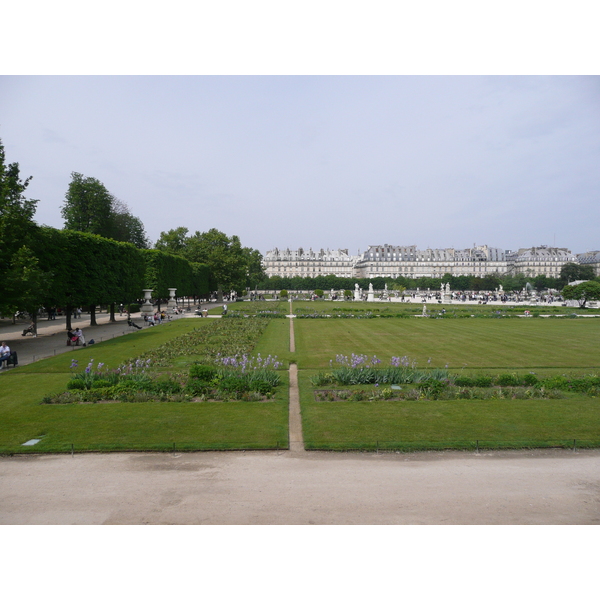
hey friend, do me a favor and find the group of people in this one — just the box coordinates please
[144,311,169,326]
[66,327,86,346]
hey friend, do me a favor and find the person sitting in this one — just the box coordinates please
[22,322,35,336]
[74,327,86,347]
[0,342,11,368]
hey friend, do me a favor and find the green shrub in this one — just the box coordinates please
[496,373,521,387]
[66,379,86,390]
[453,375,474,387]
[152,377,182,395]
[522,373,539,386]
[473,375,493,387]
[280,289,288,298]
[218,377,249,394]
[91,379,113,389]
[189,364,216,381]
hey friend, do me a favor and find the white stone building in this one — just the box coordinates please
[263,248,358,278]
[506,246,577,278]
[263,244,582,280]
[353,244,509,279]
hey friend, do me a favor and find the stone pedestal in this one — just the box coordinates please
[141,289,154,316]
[443,294,452,304]
[167,288,177,313]
[367,290,375,302]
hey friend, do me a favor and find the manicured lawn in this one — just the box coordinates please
[0,319,289,453]
[3,311,600,454]
[298,371,600,450]
[293,318,600,371]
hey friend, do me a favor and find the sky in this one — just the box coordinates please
[1,9,599,260]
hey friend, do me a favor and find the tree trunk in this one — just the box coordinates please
[90,305,97,326]
[109,302,116,322]
[32,312,38,336]
[65,305,72,330]
[217,288,223,302]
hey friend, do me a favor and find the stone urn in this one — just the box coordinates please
[167,288,177,314]
[141,289,154,316]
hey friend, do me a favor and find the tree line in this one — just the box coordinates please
[260,265,598,294]
[0,139,263,327]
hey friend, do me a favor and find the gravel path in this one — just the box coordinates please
[1,449,598,524]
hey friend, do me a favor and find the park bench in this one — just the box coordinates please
[5,351,18,368]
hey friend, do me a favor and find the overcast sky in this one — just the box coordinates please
[1,75,598,256]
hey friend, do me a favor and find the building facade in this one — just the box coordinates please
[263,248,358,278]
[576,250,600,277]
[505,246,577,278]
[353,244,509,279]
[263,244,582,279]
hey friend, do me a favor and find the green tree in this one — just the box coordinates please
[154,227,189,254]
[61,172,114,237]
[184,229,247,299]
[562,281,600,308]
[108,199,149,248]
[0,139,44,316]
[3,247,52,331]
[559,262,595,286]
[62,173,148,247]
[242,246,265,289]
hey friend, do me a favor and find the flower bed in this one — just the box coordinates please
[41,320,284,404]
[314,385,565,402]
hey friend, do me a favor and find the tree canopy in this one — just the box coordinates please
[559,262,595,286]
[562,281,600,308]
[0,138,48,315]
[61,172,148,248]
[154,227,264,295]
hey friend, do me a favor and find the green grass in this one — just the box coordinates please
[293,318,600,371]
[299,371,600,450]
[4,310,600,454]
[252,318,292,365]
[0,319,289,453]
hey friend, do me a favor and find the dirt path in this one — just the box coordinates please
[287,308,304,451]
[288,364,304,452]
[1,449,598,524]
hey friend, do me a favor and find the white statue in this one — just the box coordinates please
[369,283,373,293]
[445,282,450,294]
[422,304,427,316]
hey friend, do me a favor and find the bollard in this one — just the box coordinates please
[573,439,577,452]
[476,440,479,453]
[71,443,74,457]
